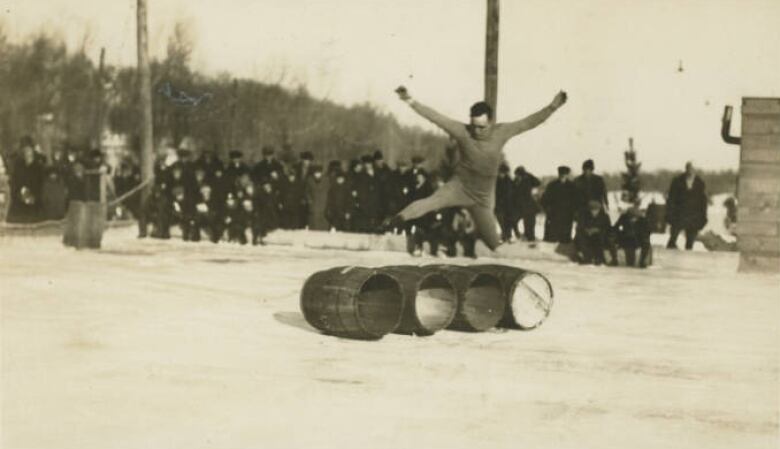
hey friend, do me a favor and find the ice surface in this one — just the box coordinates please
[1,225,778,449]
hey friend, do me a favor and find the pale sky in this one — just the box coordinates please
[2,0,779,175]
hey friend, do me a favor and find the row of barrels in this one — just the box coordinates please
[300,264,554,340]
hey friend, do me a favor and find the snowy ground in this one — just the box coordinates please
[1,226,778,449]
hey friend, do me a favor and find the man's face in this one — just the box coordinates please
[22,146,35,163]
[469,114,491,139]
[685,163,695,177]
[583,168,593,177]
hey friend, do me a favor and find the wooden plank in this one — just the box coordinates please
[739,253,780,273]
[742,97,780,114]
[739,192,780,209]
[742,148,780,163]
[742,116,780,135]
[739,207,780,223]
[739,236,780,254]
[741,134,780,150]
[739,176,780,195]
[738,220,779,237]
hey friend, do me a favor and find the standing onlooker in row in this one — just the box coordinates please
[665,161,707,250]
[7,136,45,223]
[512,166,541,241]
[541,165,578,243]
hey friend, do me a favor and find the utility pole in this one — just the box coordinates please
[485,0,500,119]
[94,47,106,152]
[137,0,154,233]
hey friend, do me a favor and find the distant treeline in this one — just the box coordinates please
[0,25,447,165]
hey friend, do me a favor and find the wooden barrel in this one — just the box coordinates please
[477,264,554,330]
[427,265,505,332]
[300,266,404,340]
[382,265,458,336]
[62,201,106,249]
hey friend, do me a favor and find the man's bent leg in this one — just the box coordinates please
[468,205,502,251]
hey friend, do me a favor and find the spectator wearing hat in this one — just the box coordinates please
[252,146,285,186]
[541,166,578,243]
[305,164,330,231]
[494,163,514,243]
[574,200,613,265]
[512,166,541,241]
[295,151,314,181]
[351,154,382,233]
[225,150,249,192]
[372,150,393,221]
[194,147,224,184]
[574,159,608,213]
[326,168,353,231]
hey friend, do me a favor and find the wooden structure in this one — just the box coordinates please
[484,0,500,115]
[722,98,780,272]
[430,265,505,332]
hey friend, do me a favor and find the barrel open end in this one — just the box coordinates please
[356,274,404,338]
[414,274,458,334]
[508,273,554,330]
[458,273,505,332]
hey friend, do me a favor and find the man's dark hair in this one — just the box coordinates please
[470,101,493,120]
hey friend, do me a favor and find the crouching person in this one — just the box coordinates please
[452,208,477,258]
[614,201,652,268]
[427,208,458,257]
[575,200,612,265]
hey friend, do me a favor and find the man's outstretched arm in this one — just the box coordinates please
[396,86,466,138]
[499,91,567,139]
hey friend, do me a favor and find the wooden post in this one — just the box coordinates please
[94,47,106,152]
[137,0,154,231]
[484,0,500,118]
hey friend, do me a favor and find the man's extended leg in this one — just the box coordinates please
[467,205,502,251]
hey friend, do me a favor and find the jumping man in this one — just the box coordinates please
[382,86,568,253]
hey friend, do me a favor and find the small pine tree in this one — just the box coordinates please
[621,137,641,203]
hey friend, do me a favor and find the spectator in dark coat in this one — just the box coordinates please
[665,162,708,250]
[224,151,250,191]
[541,166,578,243]
[326,170,353,231]
[575,200,612,265]
[7,137,45,223]
[512,166,541,241]
[279,172,306,229]
[353,155,382,233]
[614,201,652,268]
[373,151,393,220]
[192,184,222,243]
[494,163,514,242]
[574,159,608,212]
[253,146,285,185]
[254,181,280,240]
[305,164,330,231]
[194,148,224,184]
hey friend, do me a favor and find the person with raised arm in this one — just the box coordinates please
[381,86,567,252]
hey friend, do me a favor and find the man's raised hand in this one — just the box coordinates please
[395,86,411,101]
[551,90,568,110]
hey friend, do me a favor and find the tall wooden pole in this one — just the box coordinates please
[94,47,106,152]
[137,0,154,231]
[485,0,500,119]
